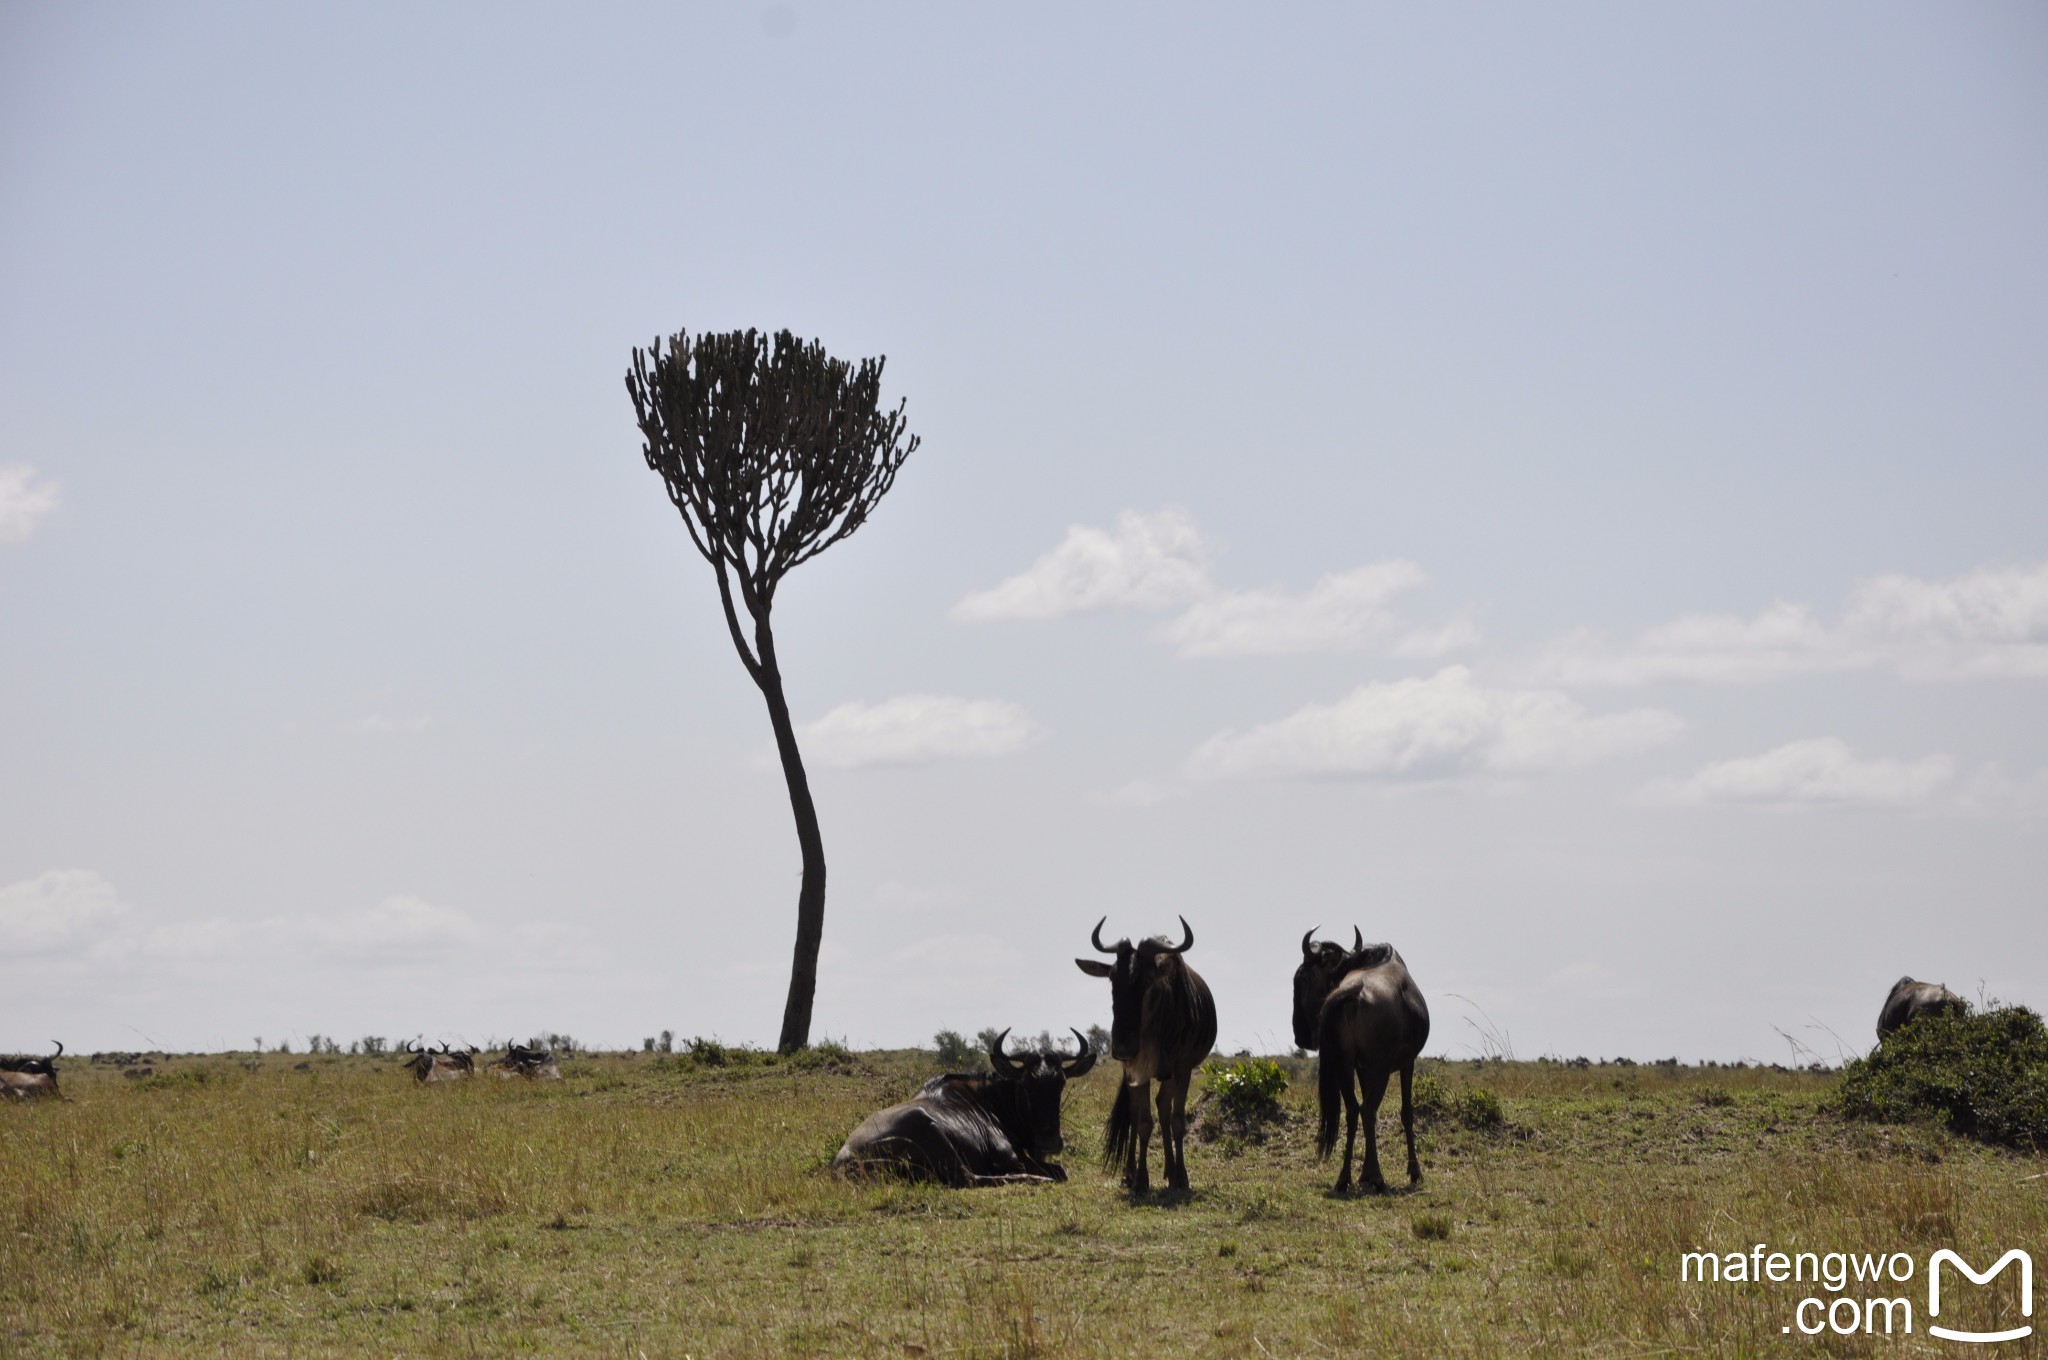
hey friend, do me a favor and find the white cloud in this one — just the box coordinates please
[800,694,1042,768]
[952,508,1211,620]
[1529,561,2048,685]
[1950,764,2048,819]
[313,894,483,960]
[955,509,1477,658]
[1642,738,1955,810]
[1842,563,2048,678]
[0,870,128,952]
[0,465,61,545]
[1156,560,1450,658]
[1187,666,1683,782]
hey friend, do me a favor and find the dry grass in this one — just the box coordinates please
[3,1051,2043,1357]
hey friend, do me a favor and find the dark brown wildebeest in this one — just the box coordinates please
[0,1042,62,1102]
[832,1029,1096,1186]
[1294,928,1430,1194]
[1075,916,1217,1194]
[1876,977,1967,1040]
[492,1044,563,1081]
[399,1041,477,1083]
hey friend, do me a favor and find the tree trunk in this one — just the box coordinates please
[752,626,827,1055]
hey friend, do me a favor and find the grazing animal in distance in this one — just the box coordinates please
[1294,928,1430,1194]
[1075,916,1217,1194]
[0,1042,62,1102]
[1876,977,1968,1040]
[493,1044,563,1081]
[399,1041,477,1083]
[833,1029,1095,1186]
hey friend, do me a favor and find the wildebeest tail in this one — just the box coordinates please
[1102,1082,1134,1171]
[1316,1050,1343,1159]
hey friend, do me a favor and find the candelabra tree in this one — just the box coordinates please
[626,327,918,1053]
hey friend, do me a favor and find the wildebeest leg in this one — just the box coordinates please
[1335,1069,1360,1194]
[1399,1060,1421,1184]
[1357,1066,1391,1192]
[1127,1080,1153,1194]
[1168,1069,1194,1190]
[1155,1072,1189,1191]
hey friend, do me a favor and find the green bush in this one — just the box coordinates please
[932,1030,982,1070]
[1203,1058,1289,1118]
[1829,1005,2048,1149]
[1410,1073,1504,1129]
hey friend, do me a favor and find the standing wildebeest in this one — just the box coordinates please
[1075,916,1217,1194]
[832,1029,1095,1186]
[399,1041,477,1083]
[1294,928,1430,1194]
[1876,977,1968,1040]
[492,1044,563,1080]
[0,1042,62,1102]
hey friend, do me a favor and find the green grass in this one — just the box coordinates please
[4,1051,2043,1357]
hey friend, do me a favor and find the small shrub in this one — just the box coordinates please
[1697,1086,1735,1108]
[1412,1074,1503,1129]
[686,1037,729,1067]
[1829,1005,2048,1149]
[1411,1212,1453,1241]
[933,1029,980,1070]
[787,1041,857,1073]
[1204,1058,1289,1117]
[1451,1086,1505,1129]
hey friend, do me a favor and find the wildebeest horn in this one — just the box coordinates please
[1302,926,1318,956]
[1352,926,1363,953]
[1163,915,1193,954]
[50,1041,63,1059]
[988,1027,1024,1075]
[1091,916,1116,954]
[1062,1027,1097,1078]
[401,1040,418,1054]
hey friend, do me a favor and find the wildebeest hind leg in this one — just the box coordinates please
[1399,1061,1421,1184]
[1158,1072,1191,1191]
[1336,1071,1360,1194]
[1358,1067,1391,1192]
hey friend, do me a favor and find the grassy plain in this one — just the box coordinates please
[3,1049,2043,1358]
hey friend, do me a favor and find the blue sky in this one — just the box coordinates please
[3,3,2044,1059]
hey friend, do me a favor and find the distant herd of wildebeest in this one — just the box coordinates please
[0,920,1972,1198]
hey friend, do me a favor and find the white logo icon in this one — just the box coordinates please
[1928,1249,2033,1344]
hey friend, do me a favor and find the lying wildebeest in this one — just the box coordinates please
[0,1042,62,1103]
[1295,928,1430,1194]
[1075,916,1217,1194]
[400,1041,477,1083]
[832,1029,1095,1186]
[492,1044,562,1080]
[1876,976,1967,1040]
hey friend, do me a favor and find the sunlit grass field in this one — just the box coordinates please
[4,1048,2042,1358]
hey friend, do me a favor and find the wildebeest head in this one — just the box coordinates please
[986,1027,1096,1156]
[1293,926,1370,1051]
[400,1041,477,1082]
[0,1042,63,1102]
[494,1044,562,1080]
[1073,916,1194,1062]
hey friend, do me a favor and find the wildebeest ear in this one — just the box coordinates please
[1074,958,1115,977]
